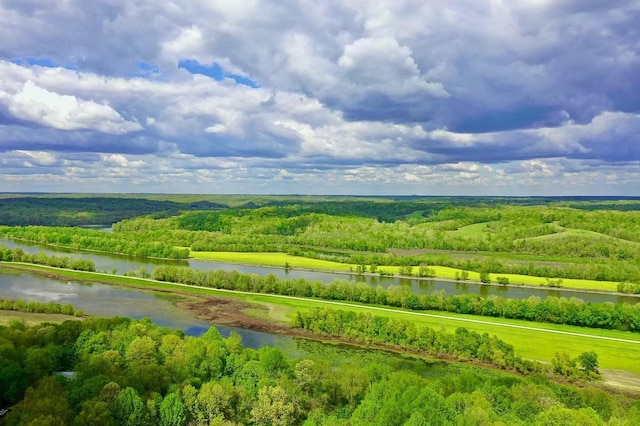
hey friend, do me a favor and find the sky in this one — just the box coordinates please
[0,0,639,196]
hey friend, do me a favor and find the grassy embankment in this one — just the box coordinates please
[0,310,83,326]
[3,262,640,376]
[188,250,621,292]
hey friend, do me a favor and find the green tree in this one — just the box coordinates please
[159,393,187,426]
[113,387,147,426]
[11,377,72,426]
[251,386,295,426]
[74,399,116,426]
[577,351,599,375]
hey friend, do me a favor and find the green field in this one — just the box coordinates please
[0,310,83,326]
[190,250,359,271]
[516,227,640,245]
[189,250,621,292]
[448,222,491,237]
[4,262,639,378]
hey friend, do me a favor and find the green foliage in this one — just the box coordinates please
[0,297,83,317]
[0,315,634,425]
[0,196,226,226]
[552,351,600,380]
[0,245,96,271]
[294,307,539,374]
[0,226,189,259]
[251,385,296,426]
[113,387,148,426]
[159,393,187,426]
[577,352,599,375]
[150,264,640,333]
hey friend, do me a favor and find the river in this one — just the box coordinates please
[0,268,442,368]
[2,238,638,305]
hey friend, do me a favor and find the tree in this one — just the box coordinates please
[159,393,187,426]
[74,400,116,426]
[125,336,157,367]
[552,352,577,377]
[418,264,436,278]
[251,386,295,426]
[11,377,72,426]
[113,387,147,426]
[479,271,491,284]
[197,381,230,423]
[577,352,599,375]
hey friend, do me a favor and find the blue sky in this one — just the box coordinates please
[0,0,639,195]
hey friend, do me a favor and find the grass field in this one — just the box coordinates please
[3,262,639,376]
[515,227,639,245]
[189,250,621,292]
[190,251,360,271]
[0,310,83,326]
[448,222,490,237]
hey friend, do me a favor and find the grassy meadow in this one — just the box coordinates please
[188,250,622,292]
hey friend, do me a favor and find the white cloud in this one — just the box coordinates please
[0,1,638,194]
[2,81,142,134]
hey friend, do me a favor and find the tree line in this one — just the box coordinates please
[0,298,83,317]
[3,247,639,333]
[294,307,603,382]
[294,307,540,374]
[0,226,190,259]
[0,246,96,272]
[149,265,640,332]
[111,205,640,283]
[0,196,227,226]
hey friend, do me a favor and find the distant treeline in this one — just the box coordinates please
[0,226,190,259]
[0,298,83,317]
[113,205,640,282]
[150,265,640,332]
[0,196,226,226]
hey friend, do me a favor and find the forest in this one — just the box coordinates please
[1,316,637,425]
[2,194,640,424]
[5,197,640,283]
[0,196,225,227]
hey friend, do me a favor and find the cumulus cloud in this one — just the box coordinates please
[0,0,638,194]
[1,81,142,134]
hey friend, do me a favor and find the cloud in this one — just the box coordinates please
[1,81,142,134]
[0,1,638,195]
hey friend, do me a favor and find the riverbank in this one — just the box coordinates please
[0,310,84,326]
[1,237,629,296]
[3,262,640,378]
[188,250,623,293]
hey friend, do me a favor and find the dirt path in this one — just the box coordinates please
[175,296,310,338]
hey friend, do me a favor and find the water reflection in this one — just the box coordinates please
[0,268,302,352]
[2,238,639,304]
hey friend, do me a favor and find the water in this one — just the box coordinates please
[2,238,639,304]
[0,268,438,368]
[0,269,291,350]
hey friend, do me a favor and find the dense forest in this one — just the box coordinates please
[1,316,637,425]
[6,198,640,282]
[0,196,225,227]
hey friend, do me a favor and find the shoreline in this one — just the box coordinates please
[189,256,639,299]
[1,237,633,296]
[3,262,640,394]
